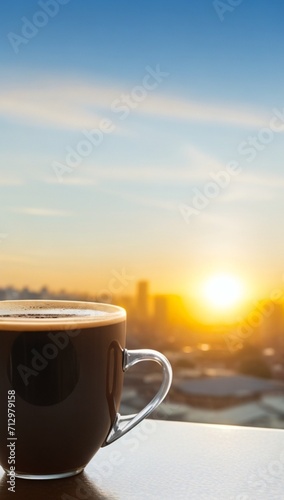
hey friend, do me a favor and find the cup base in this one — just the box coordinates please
[5,467,84,481]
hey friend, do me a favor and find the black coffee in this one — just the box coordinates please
[0,303,126,476]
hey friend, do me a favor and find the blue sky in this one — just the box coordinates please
[0,0,284,318]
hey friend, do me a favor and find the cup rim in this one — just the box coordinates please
[0,300,126,331]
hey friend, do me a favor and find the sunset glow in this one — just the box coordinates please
[202,274,244,310]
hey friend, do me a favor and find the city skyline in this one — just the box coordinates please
[1,1,284,319]
[1,279,284,329]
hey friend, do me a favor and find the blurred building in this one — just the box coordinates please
[136,280,149,321]
[260,302,284,353]
[153,295,168,331]
[173,374,284,409]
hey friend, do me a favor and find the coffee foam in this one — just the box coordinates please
[0,300,126,331]
[0,308,106,318]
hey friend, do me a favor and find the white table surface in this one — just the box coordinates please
[1,419,284,499]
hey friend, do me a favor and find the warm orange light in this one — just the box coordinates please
[183,346,193,353]
[197,343,210,351]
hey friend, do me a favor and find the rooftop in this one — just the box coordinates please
[175,375,284,398]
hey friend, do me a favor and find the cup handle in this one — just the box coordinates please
[104,348,172,445]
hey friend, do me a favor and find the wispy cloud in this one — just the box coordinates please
[238,172,284,188]
[0,76,270,131]
[86,165,207,183]
[219,172,284,203]
[44,150,284,201]
[44,175,178,211]
[46,176,99,186]
[0,93,104,130]
[44,142,233,186]
[96,186,176,211]
[185,144,226,176]
[138,94,268,128]
[45,164,219,186]
[220,184,274,203]
[6,207,73,217]
[0,177,25,186]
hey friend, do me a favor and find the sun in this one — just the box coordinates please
[202,273,243,310]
